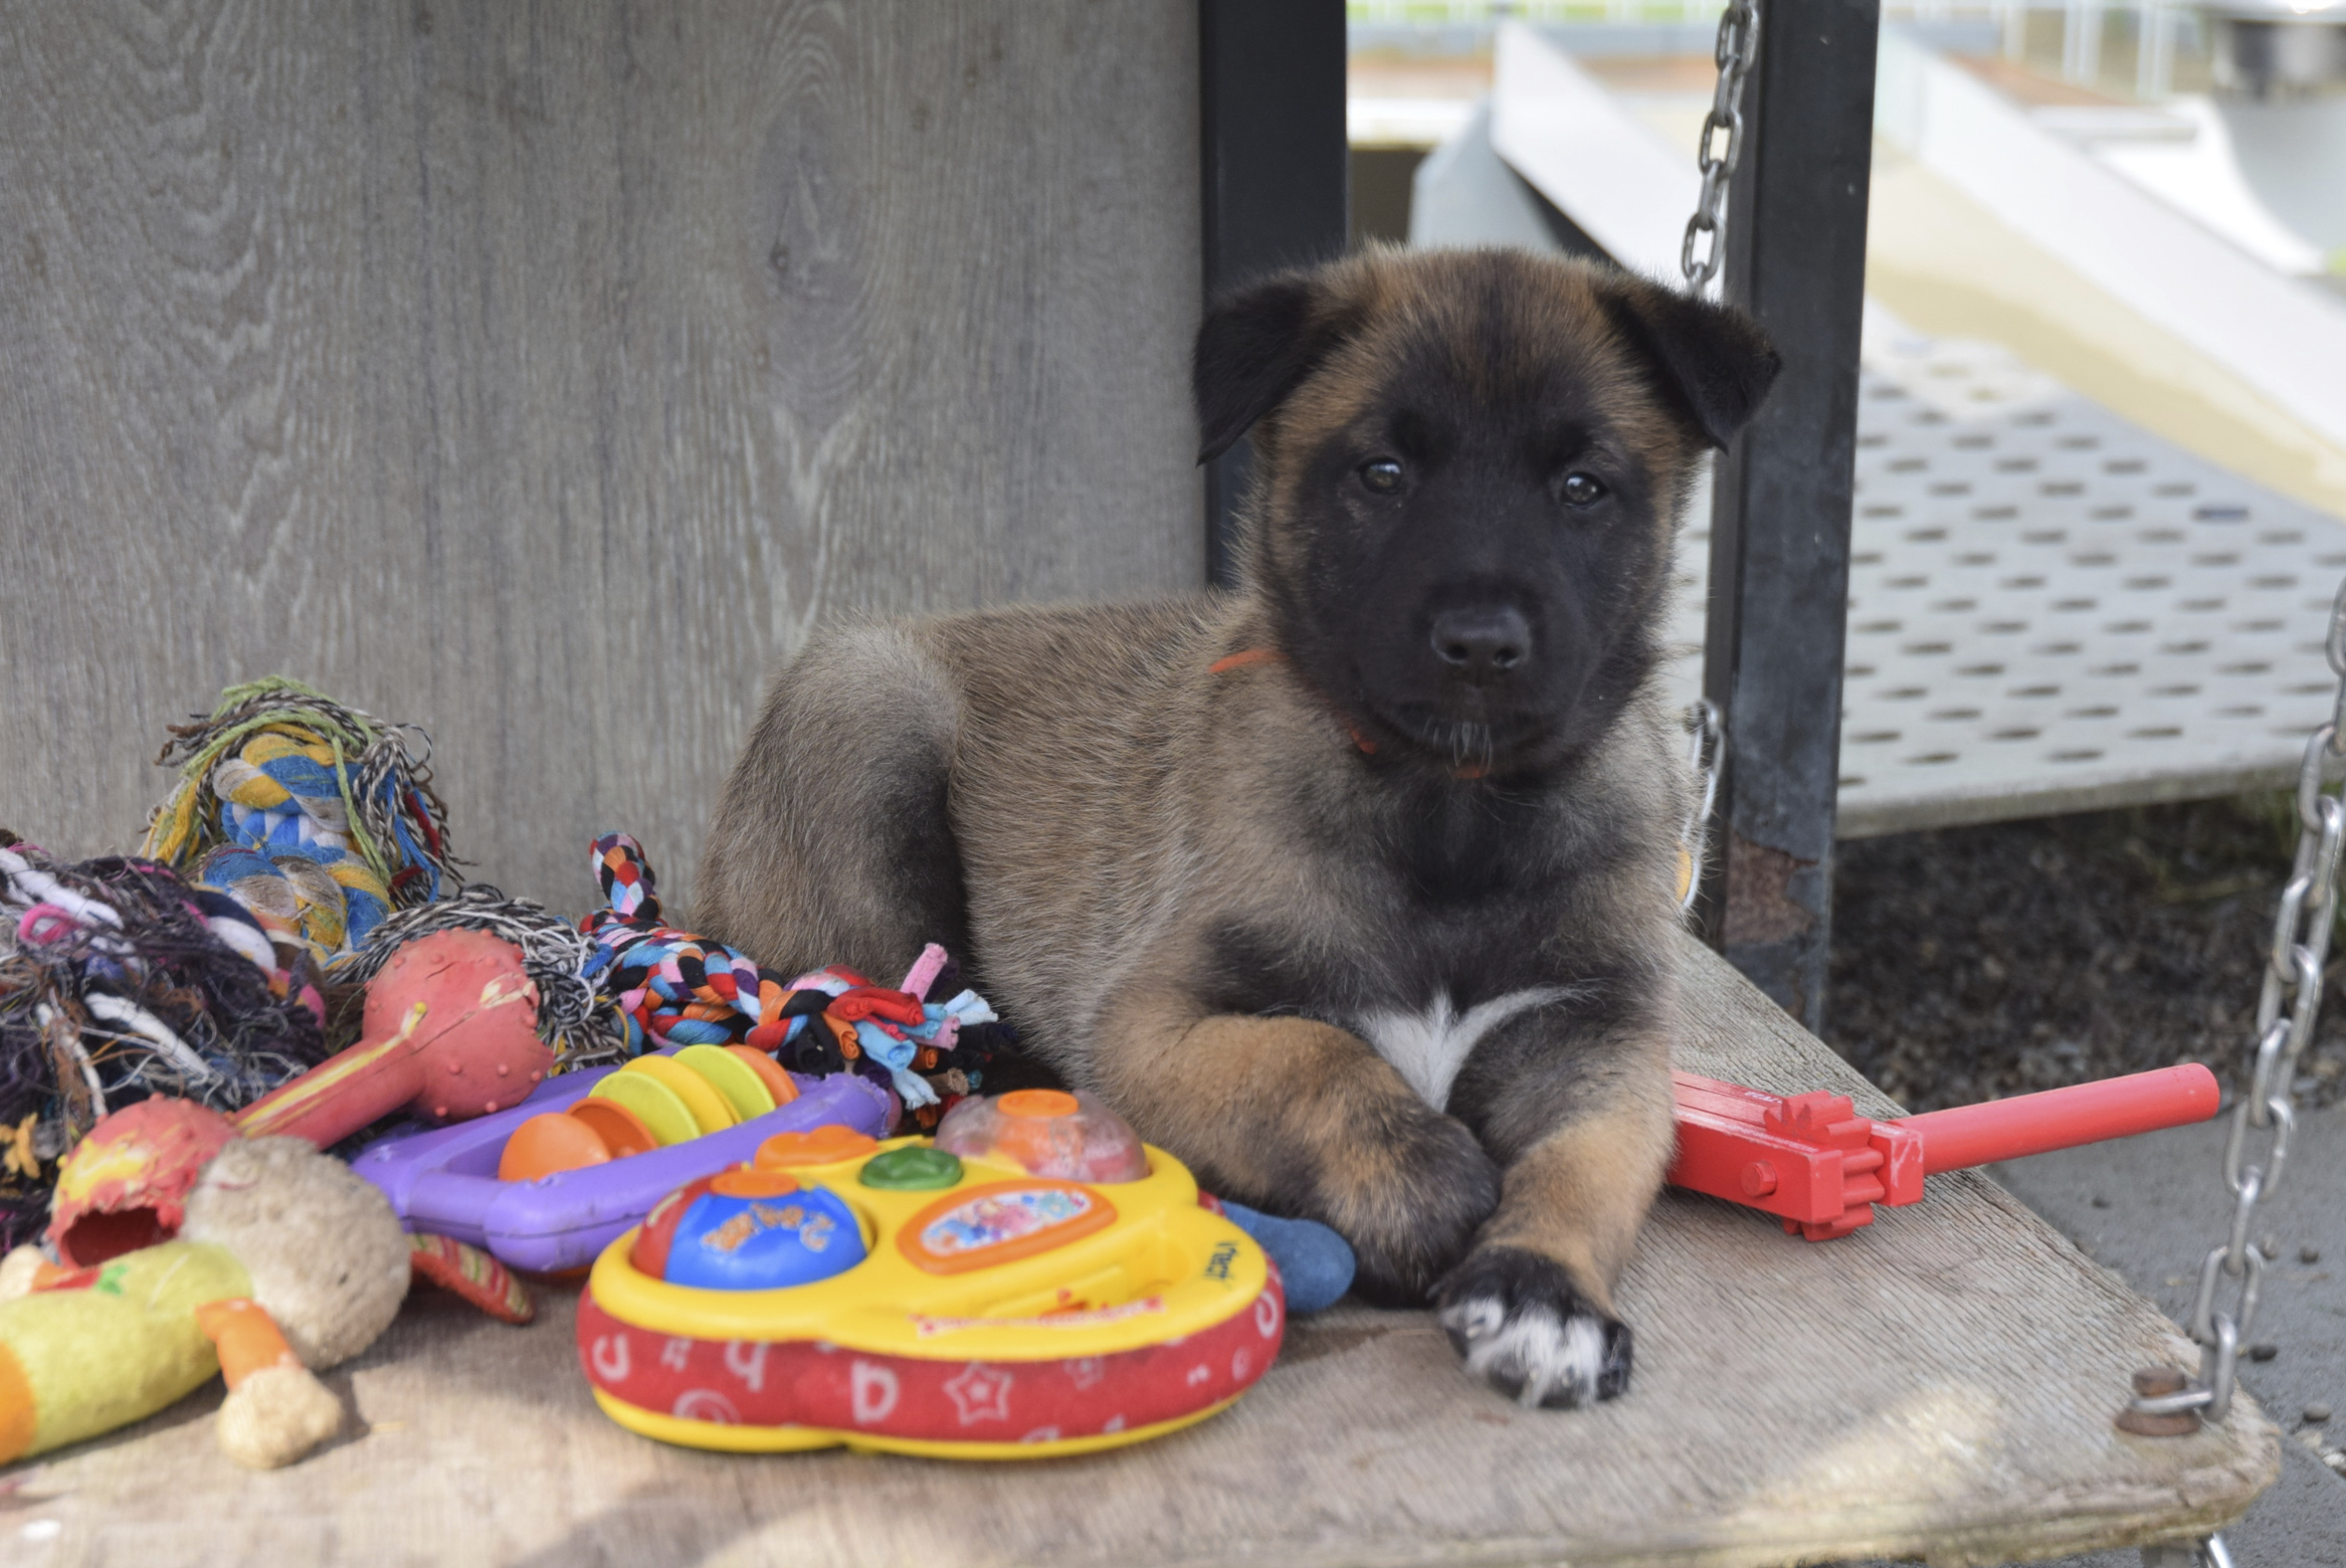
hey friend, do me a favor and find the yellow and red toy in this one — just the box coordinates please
[576,1089,1285,1457]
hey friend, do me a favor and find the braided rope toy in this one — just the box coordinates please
[194,845,386,967]
[580,834,1001,1123]
[142,678,458,956]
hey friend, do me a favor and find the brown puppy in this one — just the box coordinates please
[696,247,1777,1408]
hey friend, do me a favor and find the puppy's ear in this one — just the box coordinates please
[1192,272,1358,464]
[1603,279,1780,450]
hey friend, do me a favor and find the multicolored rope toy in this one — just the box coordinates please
[0,837,331,1249]
[580,834,1006,1125]
[142,677,459,956]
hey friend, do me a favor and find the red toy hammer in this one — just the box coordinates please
[1668,1063,2221,1240]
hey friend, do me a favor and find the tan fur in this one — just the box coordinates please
[1475,1090,1679,1319]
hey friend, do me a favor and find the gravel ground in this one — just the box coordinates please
[1823,792,2346,1115]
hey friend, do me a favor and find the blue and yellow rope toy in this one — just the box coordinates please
[142,678,458,961]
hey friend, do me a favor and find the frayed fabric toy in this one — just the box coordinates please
[0,841,331,1251]
[582,835,1008,1126]
[142,677,459,960]
[0,1106,528,1469]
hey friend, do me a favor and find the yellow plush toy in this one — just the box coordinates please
[1,1133,417,1469]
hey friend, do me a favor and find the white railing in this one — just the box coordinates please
[1348,0,2196,98]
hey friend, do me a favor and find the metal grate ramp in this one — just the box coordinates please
[1665,321,2346,838]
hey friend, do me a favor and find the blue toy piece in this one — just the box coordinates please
[1221,1201,1356,1314]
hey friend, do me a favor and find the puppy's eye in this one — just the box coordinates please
[1359,459,1405,495]
[1560,472,1607,508]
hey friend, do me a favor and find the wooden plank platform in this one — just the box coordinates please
[6,934,2277,1567]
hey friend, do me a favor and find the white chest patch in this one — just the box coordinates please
[1354,986,1575,1111]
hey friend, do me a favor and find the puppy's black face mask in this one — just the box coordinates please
[1194,251,1779,778]
[1289,357,1660,771]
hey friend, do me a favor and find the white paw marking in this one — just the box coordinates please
[1356,986,1578,1110]
[1438,1295,1608,1408]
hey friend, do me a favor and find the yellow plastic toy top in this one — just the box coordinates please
[586,1137,1270,1362]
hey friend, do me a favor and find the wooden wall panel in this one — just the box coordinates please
[0,0,1202,916]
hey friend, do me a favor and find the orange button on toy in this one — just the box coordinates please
[497,1112,613,1183]
[725,1045,800,1108]
[754,1125,878,1170]
[568,1097,659,1160]
[710,1169,800,1199]
[998,1088,1079,1119]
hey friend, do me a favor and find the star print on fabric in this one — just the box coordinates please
[942,1361,1015,1425]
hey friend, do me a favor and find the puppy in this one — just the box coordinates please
[696,247,1777,1408]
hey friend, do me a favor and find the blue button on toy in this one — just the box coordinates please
[654,1169,865,1291]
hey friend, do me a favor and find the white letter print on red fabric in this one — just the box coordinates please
[673,1389,741,1424]
[851,1360,901,1425]
[724,1339,769,1392]
[591,1332,632,1383]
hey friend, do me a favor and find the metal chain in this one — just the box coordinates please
[1679,699,1723,916]
[2127,578,2346,1446]
[1672,0,1753,904]
[1681,0,1761,290]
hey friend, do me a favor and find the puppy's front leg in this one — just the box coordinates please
[1094,997,1501,1304]
[1438,994,1676,1408]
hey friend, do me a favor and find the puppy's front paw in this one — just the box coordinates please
[1334,1111,1499,1308]
[1435,1245,1631,1409]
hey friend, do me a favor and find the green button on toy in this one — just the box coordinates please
[859,1145,964,1191]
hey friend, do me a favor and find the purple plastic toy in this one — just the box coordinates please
[352,1063,891,1273]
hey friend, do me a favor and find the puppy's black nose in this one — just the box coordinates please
[1431,607,1531,678]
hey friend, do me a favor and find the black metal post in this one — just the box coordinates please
[1696,0,1880,1032]
[1198,0,1349,587]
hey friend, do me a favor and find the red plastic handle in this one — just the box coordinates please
[232,1004,430,1144]
[1897,1062,2220,1173]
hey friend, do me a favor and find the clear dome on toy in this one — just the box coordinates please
[934,1088,1149,1183]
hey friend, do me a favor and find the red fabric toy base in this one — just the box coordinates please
[576,1268,1285,1454]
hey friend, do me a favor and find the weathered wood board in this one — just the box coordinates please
[0,0,1202,913]
[6,933,2277,1567]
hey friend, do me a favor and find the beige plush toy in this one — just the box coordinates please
[0,1134,413,1469]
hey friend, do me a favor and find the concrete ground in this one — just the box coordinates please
[1844,1098,2346,1565]
[1990,1096,2346,1565]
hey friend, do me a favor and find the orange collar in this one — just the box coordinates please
[1209,647,1489,780]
